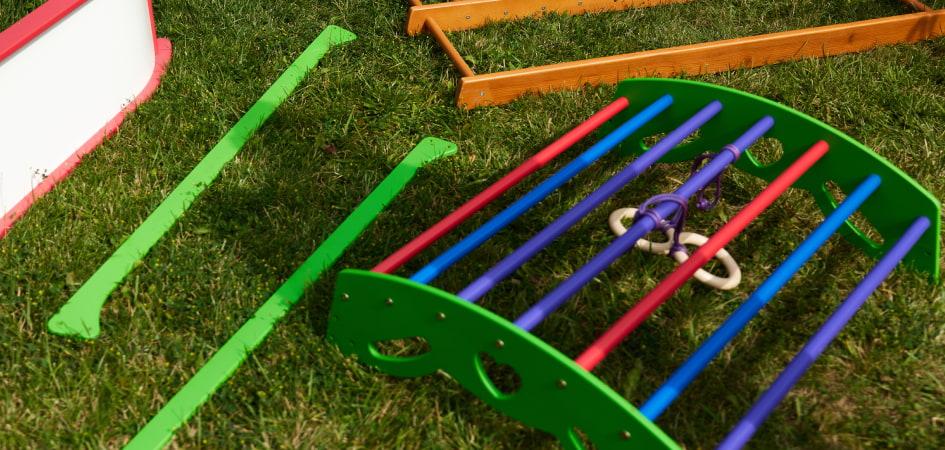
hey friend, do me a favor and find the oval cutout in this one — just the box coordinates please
[372,336,430,360]
[824,181,884,248]
[568,427,599,450]
[747,137,784,167]
[477,352,522,397]
[640,130,701,150]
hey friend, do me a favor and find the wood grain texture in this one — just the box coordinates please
[406,0,690,35]
[457,11,945,109]
[425,17,476,77]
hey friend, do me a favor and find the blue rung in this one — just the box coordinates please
[640,174,882,421]
[409,95,678,284]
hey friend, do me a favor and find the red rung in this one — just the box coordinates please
[576,140,830,371]
[372,97,630,274]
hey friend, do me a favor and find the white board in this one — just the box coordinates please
[0,0,170,237]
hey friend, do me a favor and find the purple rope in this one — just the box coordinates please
[634,193,689,254]
[691,145,740,211]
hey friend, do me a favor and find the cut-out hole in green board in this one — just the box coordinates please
[569,426,599,450]
[477,352,522,398]
[641,130,701,151]
[372,336,430,360]
[825,180,885,248]
[745,137,784,168]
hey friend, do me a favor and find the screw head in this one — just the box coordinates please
[341,293,350,301]
[436,312,447,321]
[495,339,505,349]
[385,298,394,306]
[556,379,568,389]
[620,430,631,440]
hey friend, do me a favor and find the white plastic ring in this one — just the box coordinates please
[608,208,741,290]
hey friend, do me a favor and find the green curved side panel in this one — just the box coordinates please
[604,78,940,281]
[328,270,681,450]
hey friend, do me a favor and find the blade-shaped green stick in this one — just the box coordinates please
[124,137,457,450]
[48,26,357,339]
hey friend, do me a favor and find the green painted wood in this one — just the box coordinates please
[125,137,457,450]
[328,270,681,450]
[48,25,358,339]
[604,78,940,281]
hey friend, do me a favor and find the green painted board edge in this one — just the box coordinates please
[48,26,359,339]
[604,78,940,281]
[328,270,681,450]
[124,137,457,450]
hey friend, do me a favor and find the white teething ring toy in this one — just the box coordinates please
[608,208,741,290]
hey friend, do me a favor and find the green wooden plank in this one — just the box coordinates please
[125,137,457,450]
[48,26,358,339]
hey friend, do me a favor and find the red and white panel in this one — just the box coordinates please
[0,0,172,238]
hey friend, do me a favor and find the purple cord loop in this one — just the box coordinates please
[634,193,689,254]
[690,145,740,211]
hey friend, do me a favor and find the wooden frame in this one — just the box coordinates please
[407,0,945,109]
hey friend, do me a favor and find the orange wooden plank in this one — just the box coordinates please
[457,11,945,109]
[407,1,475,77]
[426,17,476,77]
[406,0,690,35]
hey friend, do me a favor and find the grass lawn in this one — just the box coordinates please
[2,0,945,448]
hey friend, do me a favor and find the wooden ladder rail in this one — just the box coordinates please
[408,0,475,78]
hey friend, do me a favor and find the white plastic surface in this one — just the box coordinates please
[0,0,157,214]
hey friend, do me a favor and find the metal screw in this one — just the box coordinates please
[436,312,447,321]
[556,379,568,389]
[495,339,505,349]
[385,298,394,306]
[342,293,350,301]
[620,430,631,440]
[465,15,471,19]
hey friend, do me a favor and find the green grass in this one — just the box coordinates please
[1,0,944,448]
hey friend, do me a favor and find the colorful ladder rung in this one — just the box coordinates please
[459,101,731,303]
[604,79,940,279]
[575,140,829,370]
[327,79,940,450]
[640,174,883,421]
[374,97,632,274]
[410,94,677,284]
[718,216,931,449]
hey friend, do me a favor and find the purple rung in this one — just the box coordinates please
[456,102,726,302]
[717,216,931,450]
[511,117,774,330]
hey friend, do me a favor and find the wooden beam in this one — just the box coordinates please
[407,0,476,77]
[900,0,933,12]
[426,18,476,77]
[457,11,945,109]
[406,0,691,35]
